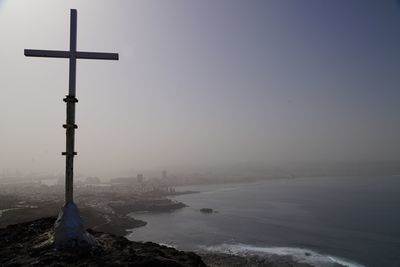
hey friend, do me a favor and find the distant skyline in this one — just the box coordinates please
[1,0,400,178]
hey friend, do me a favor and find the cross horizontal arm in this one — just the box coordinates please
[24,49,69,58]
[76,51,119,60]
[24,49,119,60]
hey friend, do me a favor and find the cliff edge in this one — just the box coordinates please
[0,217,206,267]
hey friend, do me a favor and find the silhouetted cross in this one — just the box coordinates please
[24,9,119,204]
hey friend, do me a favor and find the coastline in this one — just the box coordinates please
[200,252,316,267]
[126,180,373,267]
[196,244,354,267]
[0,195,189,236]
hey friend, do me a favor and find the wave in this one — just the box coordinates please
[200,243,366,267]
[328,256,366,267]
[159,242,176,248]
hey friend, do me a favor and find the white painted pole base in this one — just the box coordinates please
[54,201,98,249]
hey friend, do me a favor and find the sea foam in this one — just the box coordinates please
[201,243,366,267]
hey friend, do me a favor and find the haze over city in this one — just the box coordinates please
[1,0,400,179]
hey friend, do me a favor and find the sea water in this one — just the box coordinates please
[127,176,400,267]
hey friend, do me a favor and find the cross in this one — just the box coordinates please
[24,9,118,248]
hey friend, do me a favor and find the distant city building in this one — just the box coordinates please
[137,174,144,183]
[162,170,167,179]
[110,177,136,184]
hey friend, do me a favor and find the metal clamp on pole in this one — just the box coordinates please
[63,95,79,103]
[63,124,78,129]
[62,152,77,156]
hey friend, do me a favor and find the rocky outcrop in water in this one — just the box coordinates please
[110,198,187,214]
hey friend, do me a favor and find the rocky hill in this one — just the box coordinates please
[0,217,206,267]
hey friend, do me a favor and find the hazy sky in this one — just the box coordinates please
[1,0,400,178]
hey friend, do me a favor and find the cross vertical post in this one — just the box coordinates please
[69,9,77,96]
[65,9,77,204]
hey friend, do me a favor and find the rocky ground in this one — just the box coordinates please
[0,217,206,267]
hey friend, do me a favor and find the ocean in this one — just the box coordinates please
[127,176,400,267]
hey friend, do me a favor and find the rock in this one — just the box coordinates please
[0,217,206,267]
[200,208,213,213]
[110,199,187,214]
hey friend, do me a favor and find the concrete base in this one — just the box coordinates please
[54,201,98,249]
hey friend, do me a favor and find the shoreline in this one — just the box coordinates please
[199,251,350,267]
[200,252,316,267]
[0,196,189,236]
[196,245,354,267]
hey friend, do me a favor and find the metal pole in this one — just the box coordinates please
[64,9,77,204]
